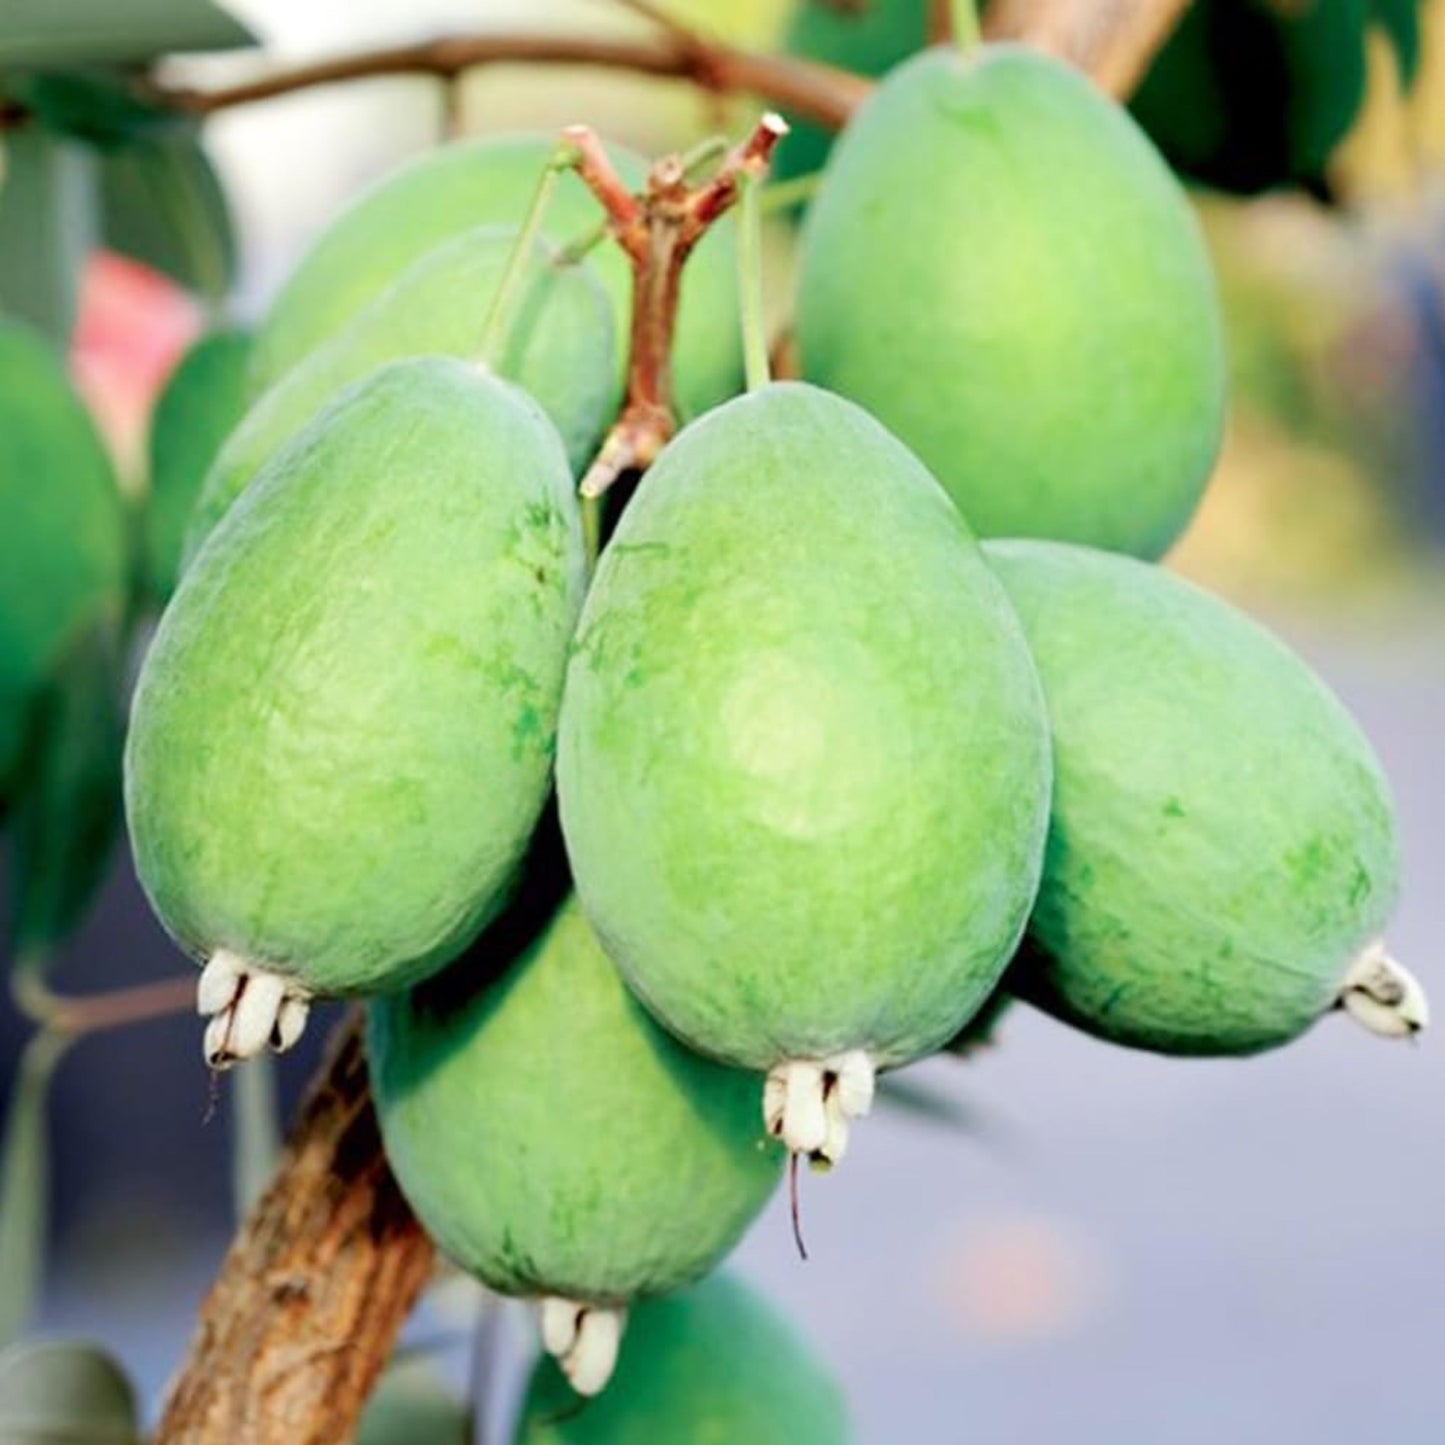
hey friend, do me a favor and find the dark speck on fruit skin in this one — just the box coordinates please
[1163,797,1186,819]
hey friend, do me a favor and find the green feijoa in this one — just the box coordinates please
[125,357,584,1066]
[796,45,1226,559]
[514,1272,852,1443]
[557,382,1051,1167]
[369,896,783,1398]
[772,0,929,193]
[0,321,127,799]
[985,539,1424,1055]
[250,133,739,421]
[145,327,253,604]
[183,227,615,568]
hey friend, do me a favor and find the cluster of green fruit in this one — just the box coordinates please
[6,24,1427,1432]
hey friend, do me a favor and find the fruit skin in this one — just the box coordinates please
[773,0,928,189]
[0,321,127,797]
[558,382,1051,1073]
[126,357,584,995]
[146,327,253,604]
[183,228,615,567]
[796,45,1226,559]
[985,539,1402,1055]
[1130,0,1369,194]
[514,1272,852,1444]
[250,133,739,422]
[369,893,782,1304]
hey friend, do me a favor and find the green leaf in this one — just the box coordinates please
[99,121,236,300]
[0,1337,141,1442]
[2,70,177,149]
[358,1361,472,1445]
[0,1032,66,1349]
[7,623,125,962]
[230,1053,280,1218]
[0,0,256,68]
[0,127,99,346]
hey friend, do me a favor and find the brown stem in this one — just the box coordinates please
[577,114,788,501]
[13,971,196,1037]
[154,1014,434,1445]
[154,31,870,131]
[983,0,1191,97]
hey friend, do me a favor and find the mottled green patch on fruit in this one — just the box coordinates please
[185,230,614,565]
[126,358,584,995]
[989,540,1401,1055]
[797,46,1225,558]
[369,896,782,1303]
[514,1272,852,1443]
[250,134,738,421]
[559,383,1052,1072]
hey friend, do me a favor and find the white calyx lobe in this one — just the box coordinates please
[1339,941,1428,1040]
[764,1050,876,1167]
[198,950,311,1069]
[539,1297,627,1397]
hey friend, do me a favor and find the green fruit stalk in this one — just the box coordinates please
[249,133,739,422]
[185,229,616,566]
[796,44,1226,558]
[0,321,126,798]
[126,358,584,1065]
[558,382,1052,1165]
[514,1271,852,1443]
[986,539,1426,1054]
[369,896,782,1397]
[145,327,253,604]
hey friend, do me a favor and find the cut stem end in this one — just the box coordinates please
[1339,941,1428,1040]
[764,1049,875,1169]
[538,1297,627,1397]
[198,951,311,1070]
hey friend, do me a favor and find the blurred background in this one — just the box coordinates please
[2,0,1444,1440]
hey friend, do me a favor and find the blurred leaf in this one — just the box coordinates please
[100,121,235,299]
[0,127,99,345]
[7,623,125,963]
[0,0,255,67]
[231,1053,279,1218]
[145,327,252,603]
[0,1337,141,1442]
[0,1032,66,1349]
[358,1361,472,1445]
[1369,0,1421,82]
[2,70,176,148]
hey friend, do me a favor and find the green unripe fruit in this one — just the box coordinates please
[251,133,739,421]
[558,382,1051,1165]
[772,0,928,191]
[145,327,253,604]
[184,228,615,567]
[796,45,1226,558]
[514,1272,852,1443]
[0,321,126,798]
[1131,0,1368,194]
[126,358,584,1065]
[369,895,782,1398]
[985,539,1425,1055]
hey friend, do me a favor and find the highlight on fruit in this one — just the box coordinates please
[1,1,1435,1436]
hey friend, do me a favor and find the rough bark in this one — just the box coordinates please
[153,1016,435,1445]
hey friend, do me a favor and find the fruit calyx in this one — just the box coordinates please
[1338,941,1429,1040]
[539,1296,628,1397]
[198,950,311,1068]
[764,1050,875,1167]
